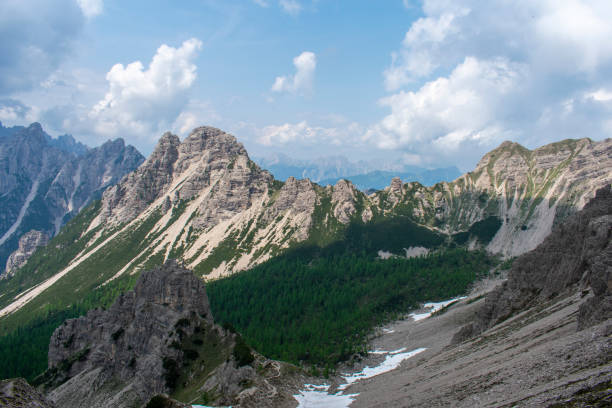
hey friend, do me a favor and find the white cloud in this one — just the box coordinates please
[370,57,524,151]
[387,0,612,86]
[76,0,103,18]
[586,89,612,103]
[279,0,302,15]
[252,0,269,7]
[272,51,316,94]
[384,10,467,90]
[373,0,612,169]
[259,120,361,146]
[89,38,203,143]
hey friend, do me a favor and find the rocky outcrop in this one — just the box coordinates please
[453,185,612,343]
[0,122,143,270]
[3,230,49,277]
[331,179,358,224]
[42,260,219,408]
[0,378,56,408]
[39,260,303,408]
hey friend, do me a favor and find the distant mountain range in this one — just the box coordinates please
[0,122,144,277]
[253,153,461,189]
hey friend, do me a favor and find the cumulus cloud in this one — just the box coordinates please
[258,120,361,146]
[370,57,525,151]
[0,0,84,93]
[272,51,316,94]
[76,0,103,18]
[89,38,203,143]
[371,0,612,169]
[279,0,302,15]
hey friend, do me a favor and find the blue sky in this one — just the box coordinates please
[1,0,612,171]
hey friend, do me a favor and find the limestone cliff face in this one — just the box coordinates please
[43,260,218,408]
[4,230,49,277]
[374,138,612,256]
[453,185,612,343]
[95,132,180,226]
[331,179,359,224]
[85,127,324,279]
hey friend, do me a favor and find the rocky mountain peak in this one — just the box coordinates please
[93,126,271,229]
[332,179,359,224]
[472,140,530,175]
[149,131,181,169]
[389,177,404,194]
[26,122,43,134]
[175,126,248,174]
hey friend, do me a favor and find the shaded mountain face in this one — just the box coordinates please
[0,123,144,276]
[39,260,217,408]
[0,127,609,330]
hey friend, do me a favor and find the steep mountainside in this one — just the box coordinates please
[0,128,609,330]
[0,123,144,275]
[454,185,612,342]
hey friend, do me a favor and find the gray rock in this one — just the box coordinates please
[43,260,217,408]
[0,378,56,408]
[3,230,49,277]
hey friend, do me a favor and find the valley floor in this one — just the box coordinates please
[290,284,612,407]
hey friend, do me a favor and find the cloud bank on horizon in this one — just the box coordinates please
[0,0,611,170]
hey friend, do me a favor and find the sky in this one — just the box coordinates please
[1,0,612,171]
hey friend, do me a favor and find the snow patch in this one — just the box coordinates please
[337,347,426,391]
[294,347,426,407]
[295,384,358,408]
[409,297,466,321]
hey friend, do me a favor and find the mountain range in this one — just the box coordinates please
[0,125,610,407]
[253,153,462,189]
[0,122,144,277]
[0,128,609,318]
